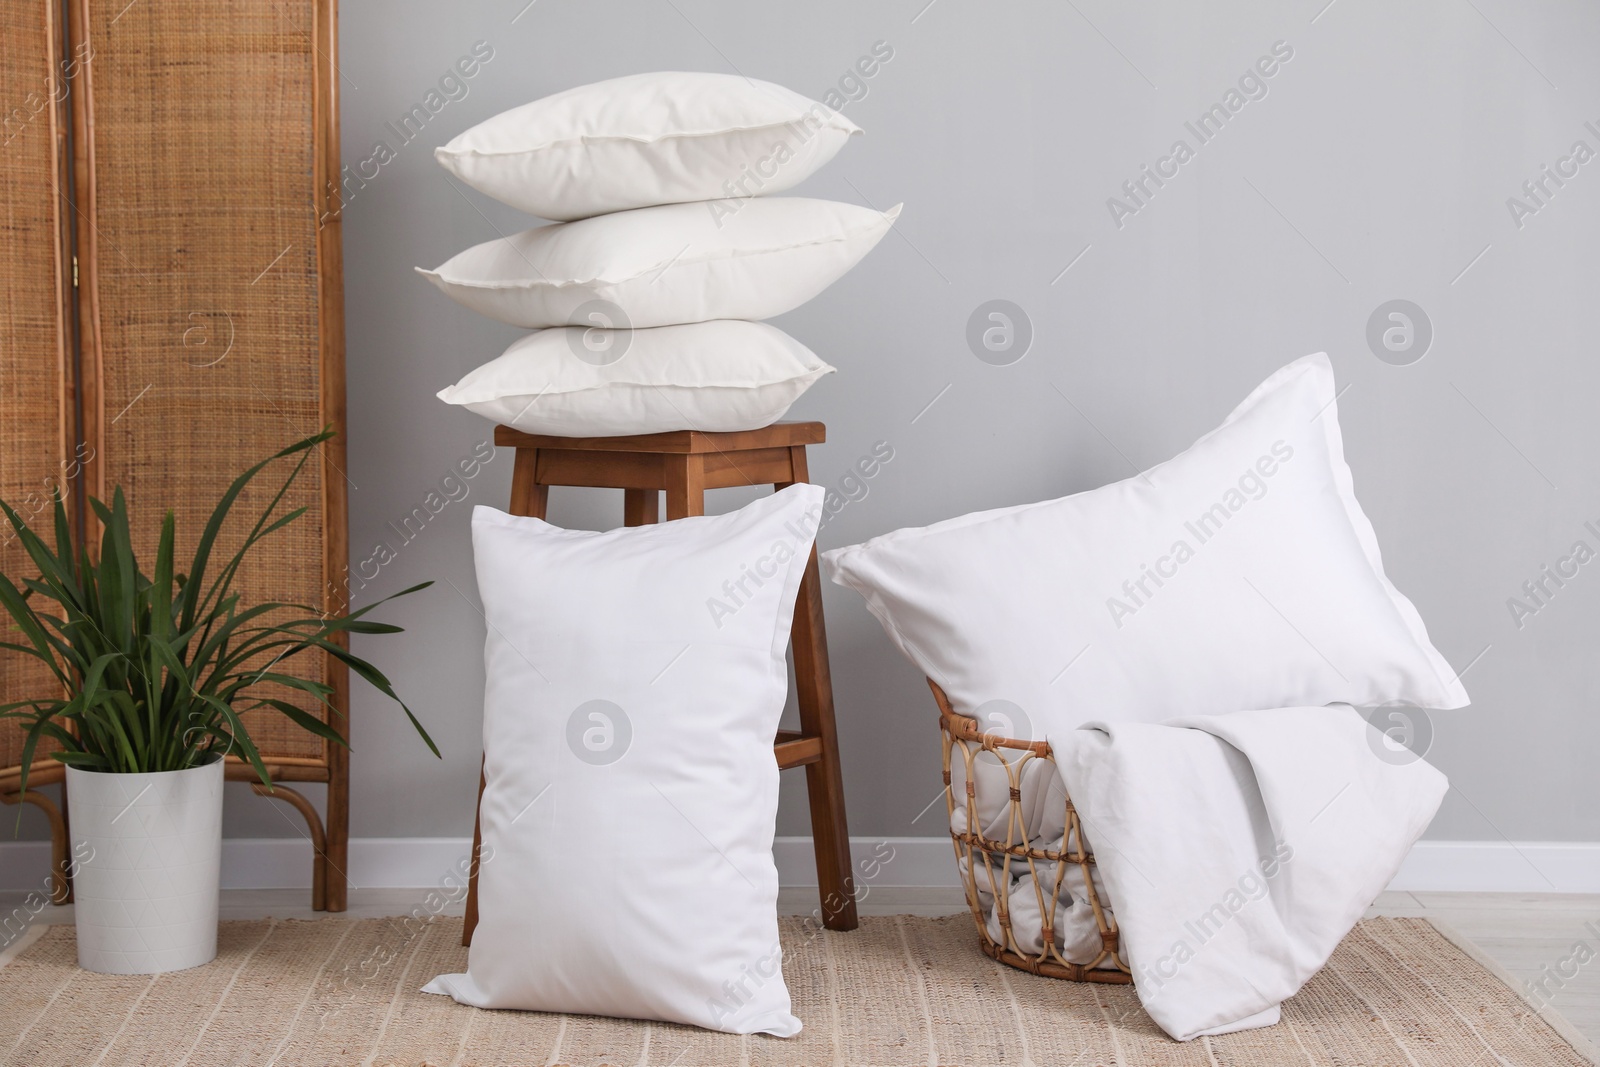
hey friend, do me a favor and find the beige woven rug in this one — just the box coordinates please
[1,914,1592,1066]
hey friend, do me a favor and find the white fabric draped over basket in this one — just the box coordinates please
[1049,705,1447,1041]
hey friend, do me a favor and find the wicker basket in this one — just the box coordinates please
[930,679,1132,983]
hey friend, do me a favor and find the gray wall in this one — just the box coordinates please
[218,0,1599,846]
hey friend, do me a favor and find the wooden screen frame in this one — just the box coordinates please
[0,0,81,907]
[1,0,352,911]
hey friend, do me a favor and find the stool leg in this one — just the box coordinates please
[780,446,857,931]
[624,488,658,526]
[664,455,706,520]
[791,546,858,931]
[509,447,548,519]
[463,758,486,946]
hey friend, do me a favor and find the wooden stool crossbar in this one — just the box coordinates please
[461,420,858,944]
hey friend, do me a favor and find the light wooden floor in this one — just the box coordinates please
[5,887,1598,1045]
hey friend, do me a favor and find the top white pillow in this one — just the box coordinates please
[436,71,862,221]
[823,354,1469,733]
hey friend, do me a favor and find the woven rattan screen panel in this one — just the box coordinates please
[80,0,333,762]
[0,1,71,777]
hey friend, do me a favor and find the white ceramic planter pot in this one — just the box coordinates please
[66,759,223,974]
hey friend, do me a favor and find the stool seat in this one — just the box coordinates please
[493,421,826,452]
[462,419,858,945]
[493,422,828,505]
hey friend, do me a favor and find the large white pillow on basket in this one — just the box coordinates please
[423,485,824,1037]
[435,71,861,221]
[416,197,900,329]
[436,319,833,437]
[823,354,1468,733]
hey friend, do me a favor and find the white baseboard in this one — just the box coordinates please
[1386,841,1600,894]
[0,838,478,895]
[5,837,1600,894]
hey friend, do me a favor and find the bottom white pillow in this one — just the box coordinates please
[436,319,834,437]
[424,485,825,1036]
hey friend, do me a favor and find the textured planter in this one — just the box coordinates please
[65,759,223,974]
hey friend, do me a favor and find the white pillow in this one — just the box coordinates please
[416,197,900,329]
[823,354,1468,733]
[435,71,861,221]
[423,486,824,1036]
[436,320,833,437]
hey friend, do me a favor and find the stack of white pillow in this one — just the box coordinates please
[424,72,900,437]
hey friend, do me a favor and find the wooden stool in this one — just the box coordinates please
[461,420,858,944]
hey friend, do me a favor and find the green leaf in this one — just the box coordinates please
[51,490,73,571]
[254,698,348,748]
[331,620,404,635]
[322,645,439,759]
[151,510,175,643]
[343,582,434,621]
[238,672,336,706]
[51,749,110,768]
[201,694,268,785]
[2,500,85,613]
[0,574,67,686]
[182,431,331,633]
[14,720,44,799]
[194,438,331,627]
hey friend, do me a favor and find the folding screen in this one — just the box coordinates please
[0,0,75,903]
[0,0,350,909]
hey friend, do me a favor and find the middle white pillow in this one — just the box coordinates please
[417,197,900,329]
[436,320,834,437]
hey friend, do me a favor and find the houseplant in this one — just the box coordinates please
[0,432,437,974]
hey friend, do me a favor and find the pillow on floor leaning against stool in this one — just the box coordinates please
[425,484,825,1037]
